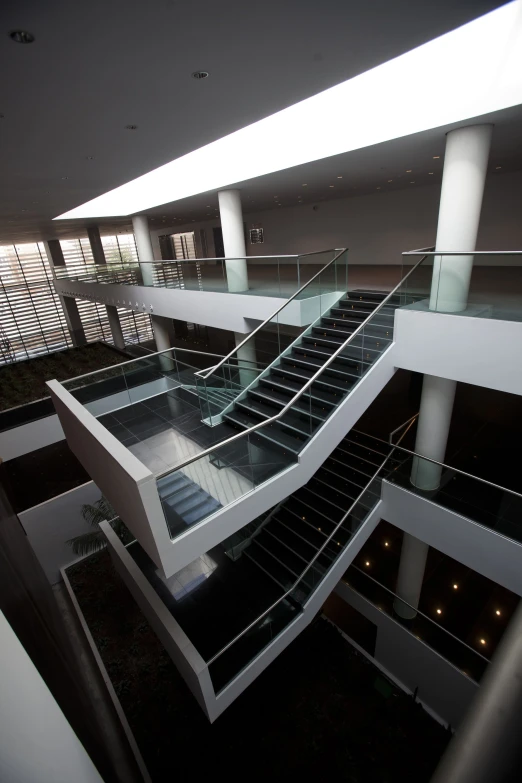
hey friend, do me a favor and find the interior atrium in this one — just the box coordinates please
[1,2,522,782]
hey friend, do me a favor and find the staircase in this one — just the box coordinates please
[221,290,395,456]
[158,472,222,538]
[241,428,392,597]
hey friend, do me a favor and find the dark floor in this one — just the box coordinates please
[67,549,450,783]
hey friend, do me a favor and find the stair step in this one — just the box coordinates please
[224,409,305,454]
[259,375,346,407]
[274,516,336,570]
[259,529,309,576]
[157,472,192,499]
[248,388,331,421]
[343,436,390,462]
[236,397,319,437]
[271,365,355,392]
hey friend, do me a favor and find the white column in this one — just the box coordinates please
[234,331,257,389]
[413,124,492,490]
[44,240,87,347]
[132,215,156,286]
[106,305,125,351]
[411,374,457,490]
[397,125,493,617]
[218,189,248,292]
[0,610,103,783]
[393,535,429,620]
[429,124,493,313]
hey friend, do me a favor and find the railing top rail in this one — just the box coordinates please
[205,415,419,668]
[388,413,419,444]
[390,443,522,501]
[402,250,522,256]
[157,248,433,478]
[55,249,343,265]
[195,248,348,381]
[61,346,227,384]
[348,565,489,666]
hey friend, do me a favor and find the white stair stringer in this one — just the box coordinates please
[166,342,396,576]
[102,500,382,723]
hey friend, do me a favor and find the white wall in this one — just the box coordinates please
[0,414,64,462]
[334,581,479,728]
[0,610,103,783]
[382,480,522,597]
[394,308,522,397]
[151,170,522,264]
[19,481,101,584]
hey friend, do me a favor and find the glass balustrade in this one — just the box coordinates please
[386,446,522,546]
[344,565,488,683]
[54,250,347,300]
[400,251,522,322]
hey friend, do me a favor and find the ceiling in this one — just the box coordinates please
[0,0,509,244]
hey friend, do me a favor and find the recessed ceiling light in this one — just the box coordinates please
[388,179,393,182]
[406,169,412,172]
[329,185,334,188]
[436,608,442,615]
[337,176,343,179]
[495,609,501,616]
[365,561,370,567]
[495,165,502,169]
[302,184,307,187]
[433,155,440,159]
[192,71,209,80]
[9,30,35,44]
[410,181,415,183]
[480,638,486,645]
[206,205,211,208]
[384,541,389,547]
[376,186,381,190]
[428,171,434,174]
[453,584,458,590]
[125,124,138,130]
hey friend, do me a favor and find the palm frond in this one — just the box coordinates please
[67,530,106,556]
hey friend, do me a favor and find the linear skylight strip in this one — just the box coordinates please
[56,1,522,220]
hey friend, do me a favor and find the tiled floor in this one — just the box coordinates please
[97,390,238,475]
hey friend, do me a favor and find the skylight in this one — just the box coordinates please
[56,1,522,220]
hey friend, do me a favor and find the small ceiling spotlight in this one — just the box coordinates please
[436,608,442,615]
[9,30,35,44]
[337,176,343,179]
[192,71,209,80]
[495,610,501,616]
[453,584,458,590]
[125,124,138,130]
[406,169,412,173]
[495,166,502,170]
[433,155,440,159]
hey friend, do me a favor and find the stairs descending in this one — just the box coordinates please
[242,429,393,597]
[221,290,394,458]
[157,471,222,538]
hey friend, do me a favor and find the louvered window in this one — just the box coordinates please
[0,242,71,364]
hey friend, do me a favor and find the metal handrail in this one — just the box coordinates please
[156,248,433,479]
[389,414,419,445]
[55,249,342,266]
[403,250,522,256]
[388,443,522,500]
[61,345,228,384]
[205,417,419,667]
[347,565,489,666]
[194,248,348,381]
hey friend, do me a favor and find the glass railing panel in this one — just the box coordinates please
[400,251,522,322]
[387,449,522,545]
[345,566,488,682]
[158,428,297,541]
[208,598,300,693]
[62,365,129,408]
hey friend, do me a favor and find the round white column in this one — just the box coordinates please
[234,331,257,389]
[411,374,457,490]
[429,124,493,313]
[132,215,156,286]
[218,189,248,292]
[393,534,429,620]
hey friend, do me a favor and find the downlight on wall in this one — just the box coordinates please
[55,1,522,219]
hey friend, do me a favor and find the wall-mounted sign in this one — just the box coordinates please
[249,227,264,244]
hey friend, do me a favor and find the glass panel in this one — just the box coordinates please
[158,428,297,541]
[400,252,522,322]
[345,565,488,682]
[388,448,522,545]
